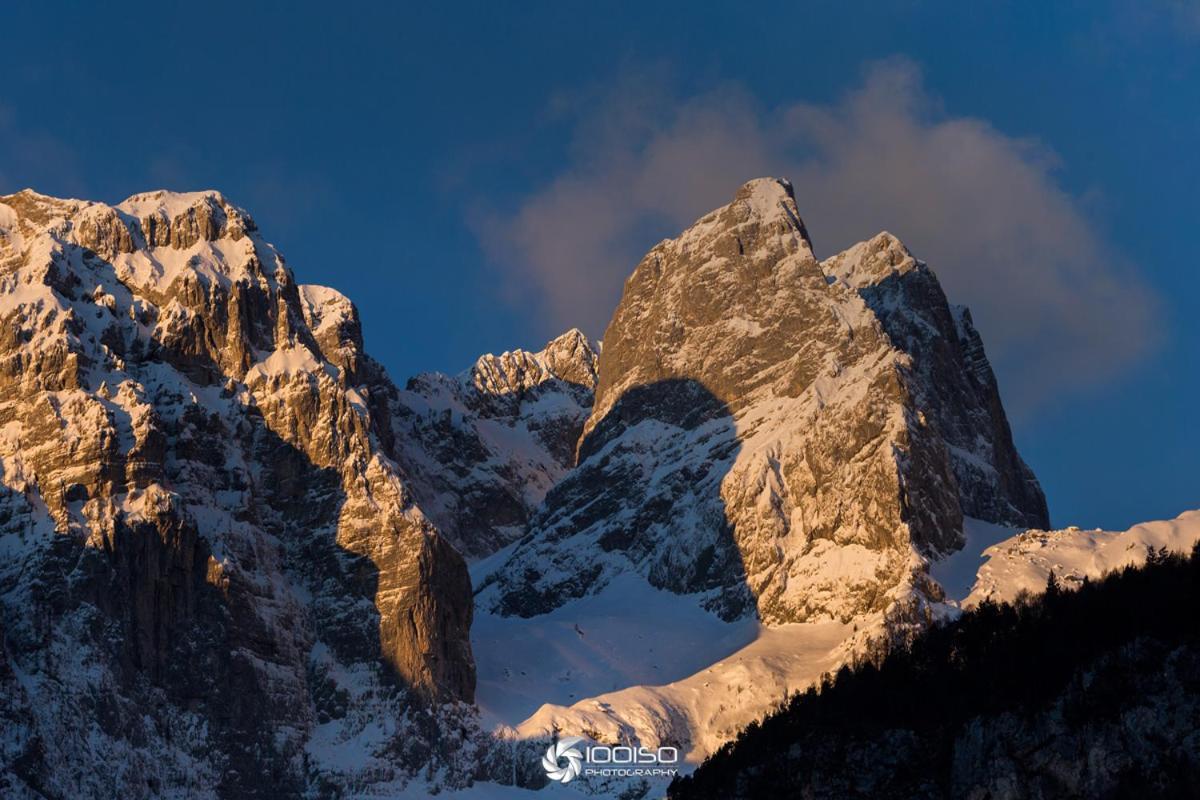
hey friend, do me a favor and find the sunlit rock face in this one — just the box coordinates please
[479,178,1047,626]
[0,189,475,797]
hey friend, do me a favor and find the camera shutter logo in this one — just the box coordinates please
[542,736,585,783]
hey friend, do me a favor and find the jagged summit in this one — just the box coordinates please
[469,327,599,397]
[481,178,1047,628]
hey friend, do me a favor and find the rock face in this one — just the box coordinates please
[0,189,476,798]
[391,329,598,560]
[479,178,1047,626]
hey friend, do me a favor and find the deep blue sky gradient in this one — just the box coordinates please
[2,1,1196,529]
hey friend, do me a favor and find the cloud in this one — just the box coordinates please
[474,59,1161,412]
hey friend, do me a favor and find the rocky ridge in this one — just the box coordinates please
[0,189,477,798]
[391,329,598,560]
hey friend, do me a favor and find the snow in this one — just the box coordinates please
[110,235,263,293]
[511,617,857,763]
[473,537,866,762]
[471,569,758,728]
[244,345,327,380]
[115,189,226,220]
[929,516,1021,602]
[298,284,355,340]
[0,276,54,316]
[739,177,794,226]
[0,201,21,240]
[963,510,1200,607]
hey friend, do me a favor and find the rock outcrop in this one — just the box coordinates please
[479,178,1048,626]
[0,189,476,798]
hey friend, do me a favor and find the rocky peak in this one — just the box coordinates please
[470,327,598,399]
[824,230,918,286]
[582,178,822,445]
[533,327,599,388]
[298,283,365,378]
[481,177,1047,627]
[823,233,1048,530]
[115,189,257,252]
[0,188,477,797]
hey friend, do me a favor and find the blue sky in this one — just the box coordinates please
[2,1,1196,529]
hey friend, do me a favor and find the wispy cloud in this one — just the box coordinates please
[474,59,1161,412]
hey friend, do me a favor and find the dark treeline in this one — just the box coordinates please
[670,543,1200,799]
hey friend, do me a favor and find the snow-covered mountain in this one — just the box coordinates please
[0,189,478,798]
[0,180,1192,800]
[478,178,1046,630]
[947,510,1200,607]
[463,178,1055,768]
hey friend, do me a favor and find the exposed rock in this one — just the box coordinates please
[0,189,476,798]
[824,233,1047,530]
[479,178,1047,626]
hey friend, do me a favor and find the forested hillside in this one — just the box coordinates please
[671,544,1200,799]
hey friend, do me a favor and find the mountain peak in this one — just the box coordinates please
[734,175,795,208]
[482,173,1046,629]
[537,328,600,388]
[469,329,599,398]
[823,230,920,287]
[732,176,810,242]
[116,188,235,219]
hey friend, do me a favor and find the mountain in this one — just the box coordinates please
[478,177,1046,628]
[464,178,1060,770]
[391,329,598,560]
[0,180,1190,800]
[0,189,476,798]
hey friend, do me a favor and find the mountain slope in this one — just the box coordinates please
[0,189,476,798]
[460,510,1200,799]
[670,540,1200,800]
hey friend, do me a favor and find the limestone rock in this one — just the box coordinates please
[479,178,1048,626]
[0,188,476,798]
